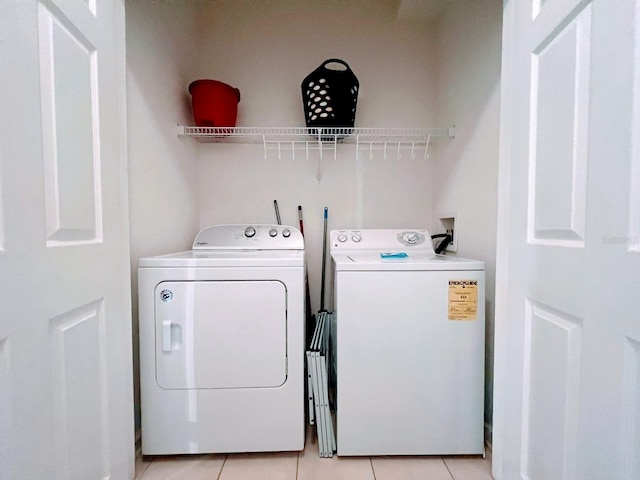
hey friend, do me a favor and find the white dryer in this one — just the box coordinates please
[138,224,305,455]
[331,229,485,456]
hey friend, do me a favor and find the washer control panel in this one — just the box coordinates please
[330,229,433,252]
[193,224,304,250]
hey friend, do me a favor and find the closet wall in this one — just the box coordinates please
[126,0,502,441]
[433,0,503,443]
[126,0,201,431]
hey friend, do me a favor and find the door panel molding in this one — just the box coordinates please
[50,299,109,480]
[531,0,592,42]
[41,0,98,40]
[38,2,102,247]
[527,3,591,248]
[521,299,582,480]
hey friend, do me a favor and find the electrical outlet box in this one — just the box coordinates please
[438,216,457,253]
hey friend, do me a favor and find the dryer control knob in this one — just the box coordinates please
[244,226,256,238]
[351,233,362,242]
[269,228,278,237]
[282,228,291,238]
[337,234,348,243]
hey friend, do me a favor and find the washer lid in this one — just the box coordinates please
[139,249,305,268]
[332,251,484,271]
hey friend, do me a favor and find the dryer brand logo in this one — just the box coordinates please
[160,289,173,302]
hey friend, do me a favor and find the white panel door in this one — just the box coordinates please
[494,1,640,479]
[0,1,133,479]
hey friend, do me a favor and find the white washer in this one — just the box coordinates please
[331,229,485,456]
[138,224,305,455]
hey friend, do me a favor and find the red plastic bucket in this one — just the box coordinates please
[188,80,241,127]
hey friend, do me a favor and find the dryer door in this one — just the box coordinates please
[154,280,287,389]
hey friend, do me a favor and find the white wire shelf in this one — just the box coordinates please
[177,125,454,143]
[176,125,456,181]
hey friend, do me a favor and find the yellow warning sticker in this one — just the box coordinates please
[448,280,478,320]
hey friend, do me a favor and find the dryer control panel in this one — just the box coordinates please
[193,224,304,250]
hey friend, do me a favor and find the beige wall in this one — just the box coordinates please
[126,0,202,433]
[194,0,438,312]
[434,0,503,444]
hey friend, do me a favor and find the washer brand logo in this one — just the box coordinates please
[160,290,173,302]
[195,242,208,246]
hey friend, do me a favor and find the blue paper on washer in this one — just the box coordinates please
[380,252,408,258]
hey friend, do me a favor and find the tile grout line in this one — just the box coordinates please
[216,455,228,480]
[295,451,300,480]
[370,457,377,480]
[442,457,456,480]
[137,456,152,479]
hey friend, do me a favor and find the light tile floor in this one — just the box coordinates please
[136,427,494,480]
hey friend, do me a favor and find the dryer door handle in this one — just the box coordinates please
[162,319,172,352]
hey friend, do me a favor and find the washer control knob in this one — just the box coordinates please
[337,234,348,243]
[351,233,362,242]
[269,228,278,237]
[244,226,256,238]
[405,232,418,244]
[282,228,291,238]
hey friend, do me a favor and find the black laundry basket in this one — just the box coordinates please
[301,59,359,138]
